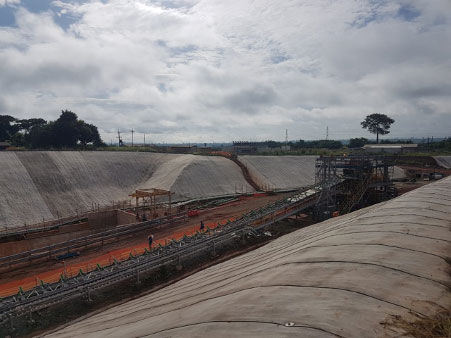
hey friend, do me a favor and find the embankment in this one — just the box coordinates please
[45,176,451,338]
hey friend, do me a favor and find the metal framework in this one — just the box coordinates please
[0,185,321,330]
[129,188,172,216]
[314,154,395,219]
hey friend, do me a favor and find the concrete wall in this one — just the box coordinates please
[87,210,117,229]
[116,210,136,226]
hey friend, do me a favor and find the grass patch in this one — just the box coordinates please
[384,310,451,338]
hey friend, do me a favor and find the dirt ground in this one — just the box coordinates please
[0,193,288,287]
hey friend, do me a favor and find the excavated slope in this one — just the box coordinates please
[239,155,405,190]
[239,155,317,190]
[0,152,252,228]
[435,156,451,169]
[47,176,451,338]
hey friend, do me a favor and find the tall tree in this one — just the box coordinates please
[16,118,46,132]
[77,120,103,147]
[361,113,395,143]
[0,115,18,141]
[52,110,80,148]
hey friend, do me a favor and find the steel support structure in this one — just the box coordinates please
[314,154,395,220]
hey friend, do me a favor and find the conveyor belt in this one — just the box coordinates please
[0,185,321,328]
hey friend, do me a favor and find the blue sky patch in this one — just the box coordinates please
[397,4,421,21]
[0,0,83,30]
[0,5,16,27]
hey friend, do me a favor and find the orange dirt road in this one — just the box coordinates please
[0,194,285,298]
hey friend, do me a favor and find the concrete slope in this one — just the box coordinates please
[141,155,254,200]
[434,156,451,169]
[239,155,405,189]
[12,151,169,221]
[170,156,255,199]
[238,155,317,190]
[0,152,252,228]
[46,177,451,338]
[0,153,53,228]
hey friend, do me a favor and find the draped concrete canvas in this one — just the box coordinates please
[0,152,253,228]
[45,176,451,338]
[239,155,405,190]
[239,155,317,190]
[435,156,451,169]
[0,152,406,228]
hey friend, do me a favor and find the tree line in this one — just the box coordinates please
[0,110,104,148]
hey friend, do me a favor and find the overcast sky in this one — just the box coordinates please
[0,0,450,143]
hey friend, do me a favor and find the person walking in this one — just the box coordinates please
[200,221,205,231]
[147,234,154,249]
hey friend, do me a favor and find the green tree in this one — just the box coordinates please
[77,120,103,147]
[16,118,46,132]
[349,137,368,148]
[29,123,54,148]
[52,110,80,148]
[361,113,395,143]
[0,115,19,141]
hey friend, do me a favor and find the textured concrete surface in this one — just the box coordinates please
[239,155,405,189]
[0,152,252,228]
[239,155,317,190]
[434,156,451,169]
[46,176,451,338]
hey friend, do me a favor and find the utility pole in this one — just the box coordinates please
[285,129,288,143]
[326,126,329,140]
[117,129,122,147]
[144,134,146,146]
[131,128,135,147]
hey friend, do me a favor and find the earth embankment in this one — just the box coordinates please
[238,155,317,190]
[0,152,252,228]
[45,176,451,338]
[434,156,451,169]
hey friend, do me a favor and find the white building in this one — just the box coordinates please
[363,144,418,154]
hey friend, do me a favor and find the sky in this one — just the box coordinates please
[0,0,450,144]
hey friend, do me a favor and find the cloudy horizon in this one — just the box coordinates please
[0,0,450,144]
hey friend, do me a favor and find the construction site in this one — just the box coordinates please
[0,151,450,337]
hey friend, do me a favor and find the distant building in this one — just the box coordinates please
[232,141,291,155]
[232,141,259,155]
[363,144,418,154]
[0,141,11,151]
[168,145,198,154]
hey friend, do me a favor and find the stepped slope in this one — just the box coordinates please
[47,176,451,338]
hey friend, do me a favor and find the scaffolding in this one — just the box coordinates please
[129,188,172,217]
[314,154,395,220]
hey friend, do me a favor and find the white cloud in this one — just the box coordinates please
[0,0,450,143]
[0,0,20,7]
